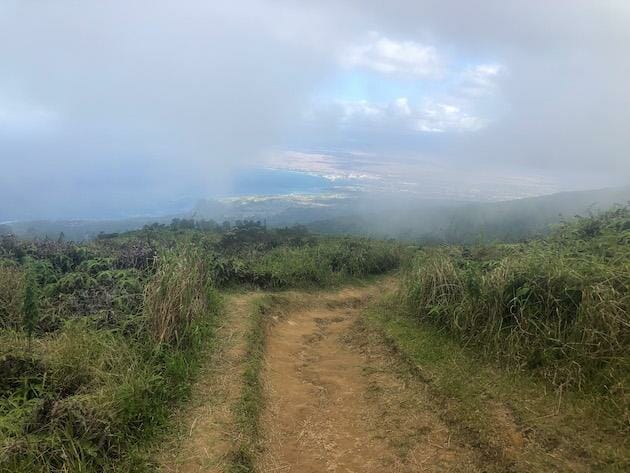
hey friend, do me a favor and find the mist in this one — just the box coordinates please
[1,1,629,222]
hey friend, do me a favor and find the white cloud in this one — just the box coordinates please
[459,63,504,97]
[317,96,484,133]
[340,100,384,121]
[414,102,484,132]
[391,97,412,116]
[330,32,501,137]
[341,32,442,78]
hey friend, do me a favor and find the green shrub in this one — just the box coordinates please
[95,268,143,292]
[78,257,115,275]
[22,269,40,350]
[401,208,630,397]
[47,272,97,296]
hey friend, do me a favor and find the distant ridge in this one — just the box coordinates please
[306,186,630,243]
[6,186,630,243]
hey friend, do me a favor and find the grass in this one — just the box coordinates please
[400,207,630,405]
[365,295,630,471]
[0,263,23,330]
[211,237,404,289]
[0,325,219,472]
[250,239,402,288]
[1,221,403,471]
[227,296,273,473]
[0,245,221,472]
[145,248,215,346]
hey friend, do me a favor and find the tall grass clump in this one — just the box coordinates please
[22,266,40,351]
[0,263,24,330]
[401,207,630,402]
[144,247,215,346]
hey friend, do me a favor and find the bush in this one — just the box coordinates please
[401,208,630,397]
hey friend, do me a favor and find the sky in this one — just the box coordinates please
[1,0,629,220]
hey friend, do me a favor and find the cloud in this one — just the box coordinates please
[458,64,504,98]
[332,97,484,133]
[307,30,504,143]
[413,101,484,133]
[1,0,629,220]
[305,57,497,135]
[0,0,330,219]
[340,32,442,78]
[326,0,630,180]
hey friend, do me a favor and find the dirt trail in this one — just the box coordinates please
[258,285,480,473]
[158,293,259,473]
[155,281,605,472]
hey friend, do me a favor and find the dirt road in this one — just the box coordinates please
[160,282,593,472]
[257,285,479,473]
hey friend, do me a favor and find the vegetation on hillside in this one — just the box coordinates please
[400,206,629,416]
[137,220,402,288]
[2,204,628,470]
[0,222,401,471]
[0,240,218,471]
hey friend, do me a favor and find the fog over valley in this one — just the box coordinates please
[1,1,629,233]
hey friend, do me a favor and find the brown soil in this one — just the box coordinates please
[257,285,480,472]
[159,281,591,472]
[158,293,259,473]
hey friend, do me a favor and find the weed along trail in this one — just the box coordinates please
[158,292,261,473]
[257,283,479,473]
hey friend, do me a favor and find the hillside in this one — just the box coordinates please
[7,186,630,244]
[307,186,630,242]
[0,223,402,471]
[1,207,628,471]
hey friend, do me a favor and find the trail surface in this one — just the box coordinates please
[160,281,599,472]
[258,285,479,473]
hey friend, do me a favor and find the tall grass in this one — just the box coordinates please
[145,247,214,346]
[0,246,220,471]
[1,323,151,471]
[227,238,402,289]
[0,264,24,330]
[401,208,630,401]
